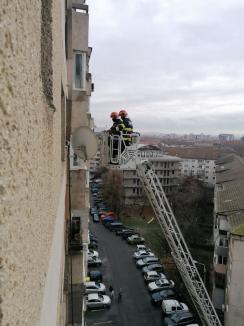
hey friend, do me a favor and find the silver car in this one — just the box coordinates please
[85,281,106,294]
[86,293,111,309]
[144,271,167,283]
[133,250,155,260]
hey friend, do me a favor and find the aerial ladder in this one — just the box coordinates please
[101,132,222,326]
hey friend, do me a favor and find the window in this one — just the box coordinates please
[73,51,86,90]
[133,188,136,194]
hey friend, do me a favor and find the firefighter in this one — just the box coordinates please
[119,109,133,146]
[109,112,125,135]
[108,112,125,161]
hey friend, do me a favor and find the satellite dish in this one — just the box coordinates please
[72,126,98,160]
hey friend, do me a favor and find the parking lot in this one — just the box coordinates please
[85,220,163,326]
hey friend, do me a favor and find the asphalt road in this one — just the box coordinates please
[85,220,163,326]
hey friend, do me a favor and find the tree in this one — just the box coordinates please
[102,170,125,217]
[170,177,214,246]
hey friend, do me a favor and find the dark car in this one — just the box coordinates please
[103,219,115,227]
[108,222,124,232]
[142,263,164,275]
[88,241,98,249]
[164,311,196,326]
[151,289,178,306]
[92,213,99,223]
[90,207,98,215]
[121,230,139,240]
[88,270,103,282]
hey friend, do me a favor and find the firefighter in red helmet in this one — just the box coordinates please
[119,109,133,145]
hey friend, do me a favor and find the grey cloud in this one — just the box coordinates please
[88,0,244,135]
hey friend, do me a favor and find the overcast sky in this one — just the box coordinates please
[87,0,244,136]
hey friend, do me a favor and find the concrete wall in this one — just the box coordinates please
[225,237,244,326]
[0,0,67,324]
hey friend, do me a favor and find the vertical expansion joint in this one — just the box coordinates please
[41,0,55,111]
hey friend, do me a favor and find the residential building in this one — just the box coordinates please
[161,146,221,186]
[0,1,95,325]
[212,154,244,325]
[123,145,181,205]
[219,134,235,143]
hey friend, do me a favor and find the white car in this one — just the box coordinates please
[161,299,189,316]
[148,278,175,292]
[85,281,106,294]
[127,235,145,244]
[88,256,102,267]
[136,244,148,251]
[86,293,111,309]
[88,249,99,258]
[133,250,155,260]
[144,271,167,283]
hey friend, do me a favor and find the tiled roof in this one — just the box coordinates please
[216,179,244,213]
[215,154,244,184]
[228,212,244,236]
[162,146,222,160]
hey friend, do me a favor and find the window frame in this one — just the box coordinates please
[73,51,86,91]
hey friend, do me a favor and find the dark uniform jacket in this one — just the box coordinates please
[109,118,125,135]
[121,116,133,133]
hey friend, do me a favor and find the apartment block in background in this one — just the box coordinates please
[162,146,220,186]
[123,145,181,205]
[212,154,244,326]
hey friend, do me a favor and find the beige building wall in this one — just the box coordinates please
[225,236,244,326]
[0,0,67,325]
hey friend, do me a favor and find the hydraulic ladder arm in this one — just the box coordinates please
[136,160,222,326]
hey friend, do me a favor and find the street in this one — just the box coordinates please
[85,220,163,326]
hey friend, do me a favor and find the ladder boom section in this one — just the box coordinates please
[136,161,222,326]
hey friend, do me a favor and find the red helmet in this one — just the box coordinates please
[119,109,128,116]
[110,112,119,118]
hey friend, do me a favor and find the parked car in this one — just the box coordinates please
[142,263,164,275]
[136,257,160,268]
[116,228,133,236]
[163,311,196,326]
[135,244,149,251]
[121,230,139,240]
[151,289,178,306]
[103,218,116,226]
[88,241,98,249]
[86,293,111,310]
[90,207,98,215]
[148,279,175,293]
[85,281,106,294]
[88,249,99,258]
[144,271,167,283]
[127,235,145,244]
[133,250,155,260]
[88,256,102,267]
[161,299,189,316]
[108,222,124,232]
[88,270,103,282]
[92,213,100,223]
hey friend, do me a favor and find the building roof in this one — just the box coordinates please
[228,212,244,236]
[215,154,244,184]
[216,179,244,213]
[161,146,222,160]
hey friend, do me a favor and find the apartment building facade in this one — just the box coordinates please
[0,1,95,325]
[212,154,244,325]
[123,145,181,205]
[162,146,219,186]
